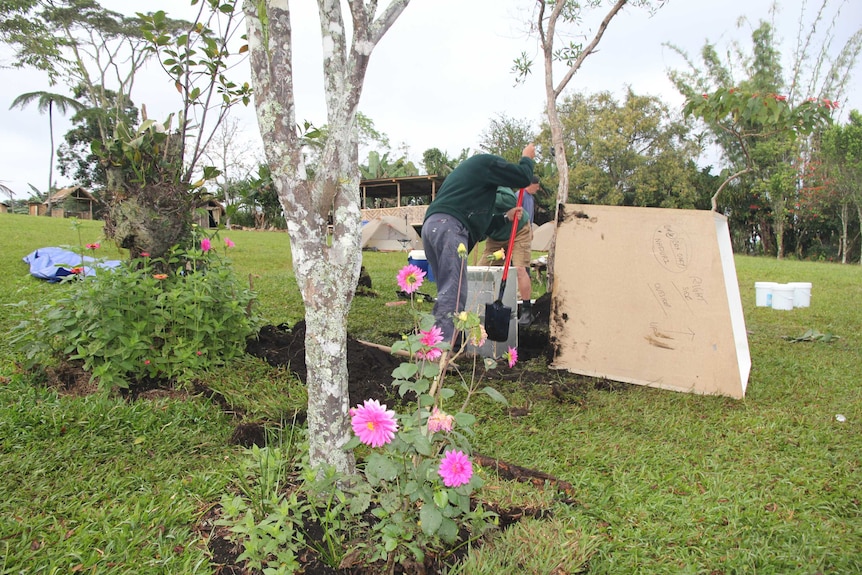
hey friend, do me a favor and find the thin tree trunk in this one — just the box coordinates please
[287,179,360,473]
[539,0,629,287]
[840,201,849,264]
[857,201,862,265]
[46,103,55,214]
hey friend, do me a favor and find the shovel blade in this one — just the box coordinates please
[485,301,512,342]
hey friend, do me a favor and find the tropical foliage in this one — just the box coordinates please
[539,89,706,209]
[668,8,861,260]
[10,226,258,390]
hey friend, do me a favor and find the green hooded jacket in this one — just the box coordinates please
[423,154,534,249]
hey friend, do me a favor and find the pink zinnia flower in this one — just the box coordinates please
[350,399,398,447]
[397,264,425,294]
[427,407,455,434]
[438,450,473,487]
[416,347,443,362]
[86,243,100,250]
[224,237,235,248]
[201,238,212,252]
[140,252,150,258]
[504,346,518,368]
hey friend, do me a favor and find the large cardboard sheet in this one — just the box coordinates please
[550,205,751,398]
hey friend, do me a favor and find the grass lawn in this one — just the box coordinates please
[0,213,860,574]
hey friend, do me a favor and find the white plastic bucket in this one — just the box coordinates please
[755,282,778,307]
[771,283,795,310]
[788,282,812,308]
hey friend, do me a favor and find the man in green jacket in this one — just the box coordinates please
[421,143,535,346]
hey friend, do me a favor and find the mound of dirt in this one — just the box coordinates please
[245,292,555,407]
[245,321,407,407]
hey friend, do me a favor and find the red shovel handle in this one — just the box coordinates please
[501,187,525,283]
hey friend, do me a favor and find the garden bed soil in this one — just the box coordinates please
[222,292,586,574]
[41,293,608,574]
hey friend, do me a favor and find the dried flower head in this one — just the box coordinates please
[427,407,455,433]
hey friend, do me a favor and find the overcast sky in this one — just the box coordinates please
[1,0,860,198]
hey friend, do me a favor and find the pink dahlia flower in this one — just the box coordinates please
[504,346,518,368]
[397,264,426,294]
[438,450,473,487]
[349,399,398,447]
[416,347,443,361]
[420,325,443,347]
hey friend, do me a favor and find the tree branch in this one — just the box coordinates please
[554,0,628,99]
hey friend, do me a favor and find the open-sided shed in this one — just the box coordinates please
[360,175,443,227]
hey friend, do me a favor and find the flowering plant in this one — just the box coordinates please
[337,253,517,567]
[11,226,259,389]
[216,245,521,572]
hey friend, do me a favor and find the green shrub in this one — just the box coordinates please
[11,234,259,390]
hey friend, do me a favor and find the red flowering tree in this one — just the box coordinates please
[684,88,834,258]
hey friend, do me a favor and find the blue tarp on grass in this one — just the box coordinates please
[23,247,123,282]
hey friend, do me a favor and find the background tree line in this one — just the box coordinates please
[2,0,860,264]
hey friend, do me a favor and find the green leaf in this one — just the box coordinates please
[422,362,441,378]
[410,432,434,457]
[454,412,476,427]
[419,502,443,535]
[438,516,459,544]
[365,453,398,483]
[392,362,418,380]
[343,435,361,450]
[348,491,371,515]
[481,386,508,405]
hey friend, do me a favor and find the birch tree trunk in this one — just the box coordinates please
[244,0,409,473]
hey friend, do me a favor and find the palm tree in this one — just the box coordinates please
[9,91,85,213]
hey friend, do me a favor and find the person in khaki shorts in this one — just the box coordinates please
[481,175,541,326]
